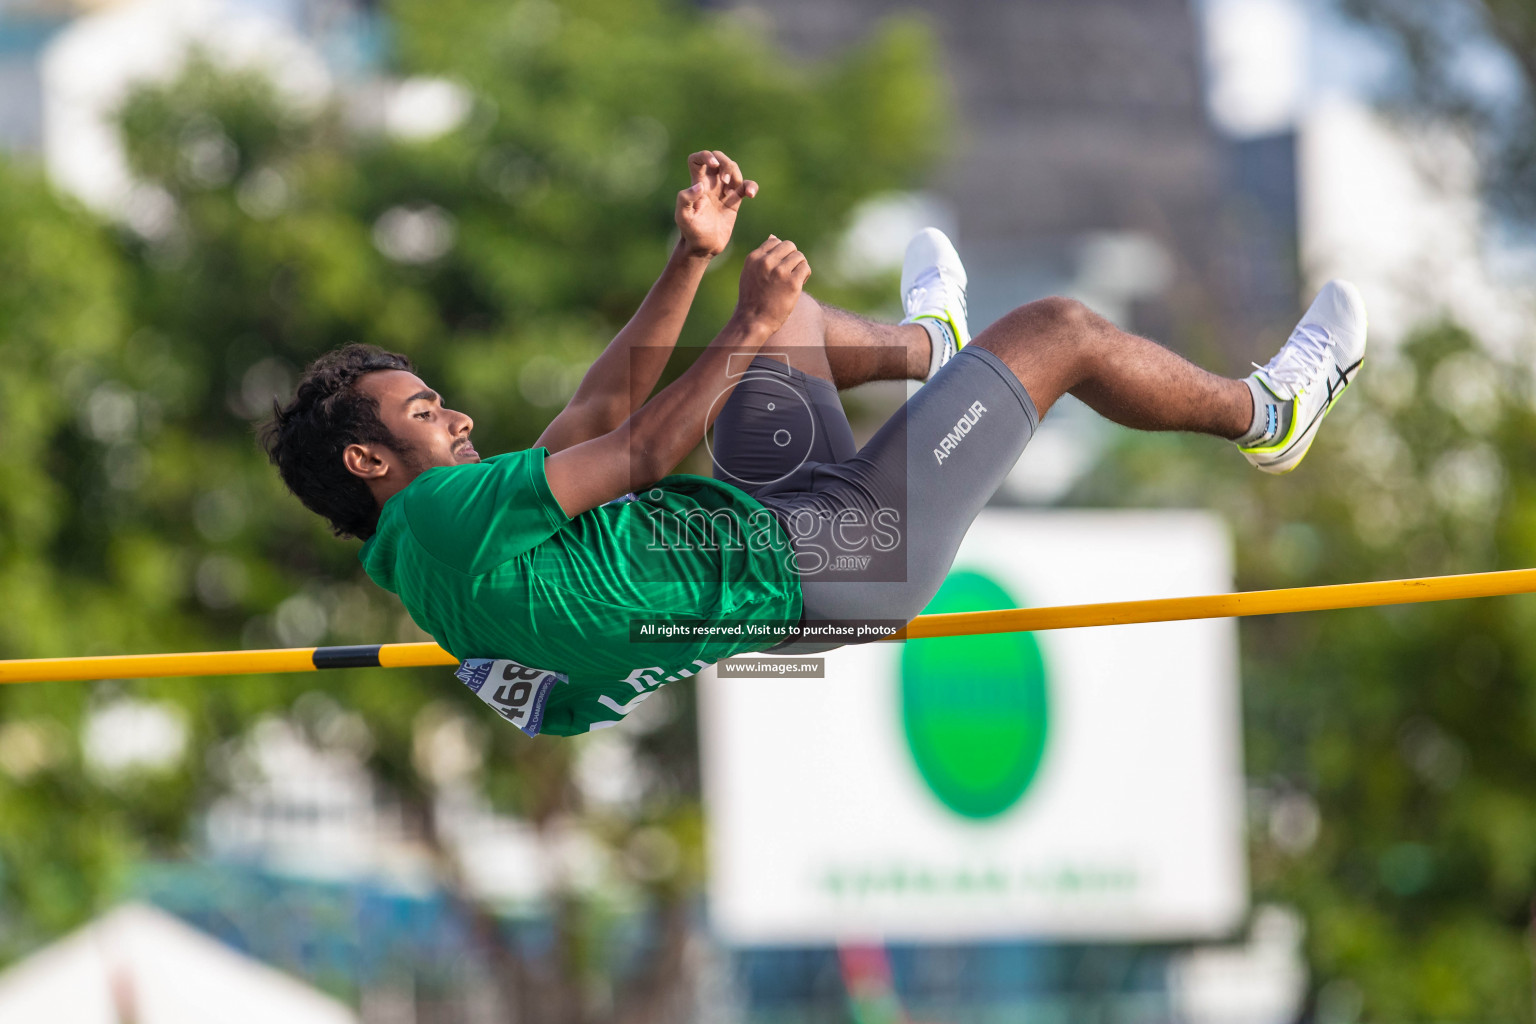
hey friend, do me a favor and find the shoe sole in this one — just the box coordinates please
[1243,356,1364,474]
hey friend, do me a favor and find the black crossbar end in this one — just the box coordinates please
[312,645,383,670]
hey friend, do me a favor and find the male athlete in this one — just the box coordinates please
[263,150,1367,737]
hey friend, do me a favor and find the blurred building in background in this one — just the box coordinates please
[722,0,1304,509]
[0,1,1306,1022]
[725,0,1302,376]
[2,0,1302,368]
[0,7,61,151]
[5,0,1529,1022]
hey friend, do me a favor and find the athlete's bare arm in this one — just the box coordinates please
[543,236,811,517]
[535,151,757,455]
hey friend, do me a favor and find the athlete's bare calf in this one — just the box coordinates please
[971,298,1251,438]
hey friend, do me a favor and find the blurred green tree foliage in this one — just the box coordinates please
[0,161,147,943]
[0,0,943,1017]
[1078,321,1536,1019]
[1226,0,1536,1015]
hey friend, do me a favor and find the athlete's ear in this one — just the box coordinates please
[343,442,390,480]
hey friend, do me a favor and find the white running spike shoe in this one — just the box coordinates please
[900,227,970,379]
[1240,279,1368,474]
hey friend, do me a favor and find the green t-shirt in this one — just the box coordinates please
[359,449,803,736]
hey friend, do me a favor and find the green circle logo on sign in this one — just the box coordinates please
[901,570,1050,820]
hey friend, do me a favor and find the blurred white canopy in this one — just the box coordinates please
[0,902,358,1024]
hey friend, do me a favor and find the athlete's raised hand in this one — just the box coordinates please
[676,150,757,258]
[735,235,811,330]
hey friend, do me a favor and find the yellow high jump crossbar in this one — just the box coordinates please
[1,567,1535,686]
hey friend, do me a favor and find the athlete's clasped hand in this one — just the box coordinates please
[673,149,810,331]
[676,150,758,258]
[736,235,812,332]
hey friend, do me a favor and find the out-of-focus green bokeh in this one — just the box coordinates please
[1132,2,1536,1017]
[0,0,942,1017]
[1081,320,1536,1022]
[5,0,1536,1019]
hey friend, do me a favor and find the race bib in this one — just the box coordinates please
[454,658,567,738]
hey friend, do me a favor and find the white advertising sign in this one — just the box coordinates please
[700,510,1247,944]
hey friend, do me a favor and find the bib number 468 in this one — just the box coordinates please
[492,662,546,722]
[454,658,568,738]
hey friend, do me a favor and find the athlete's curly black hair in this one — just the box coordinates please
[260,344,415,541]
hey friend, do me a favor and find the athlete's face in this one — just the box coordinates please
[345,370,479,487]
